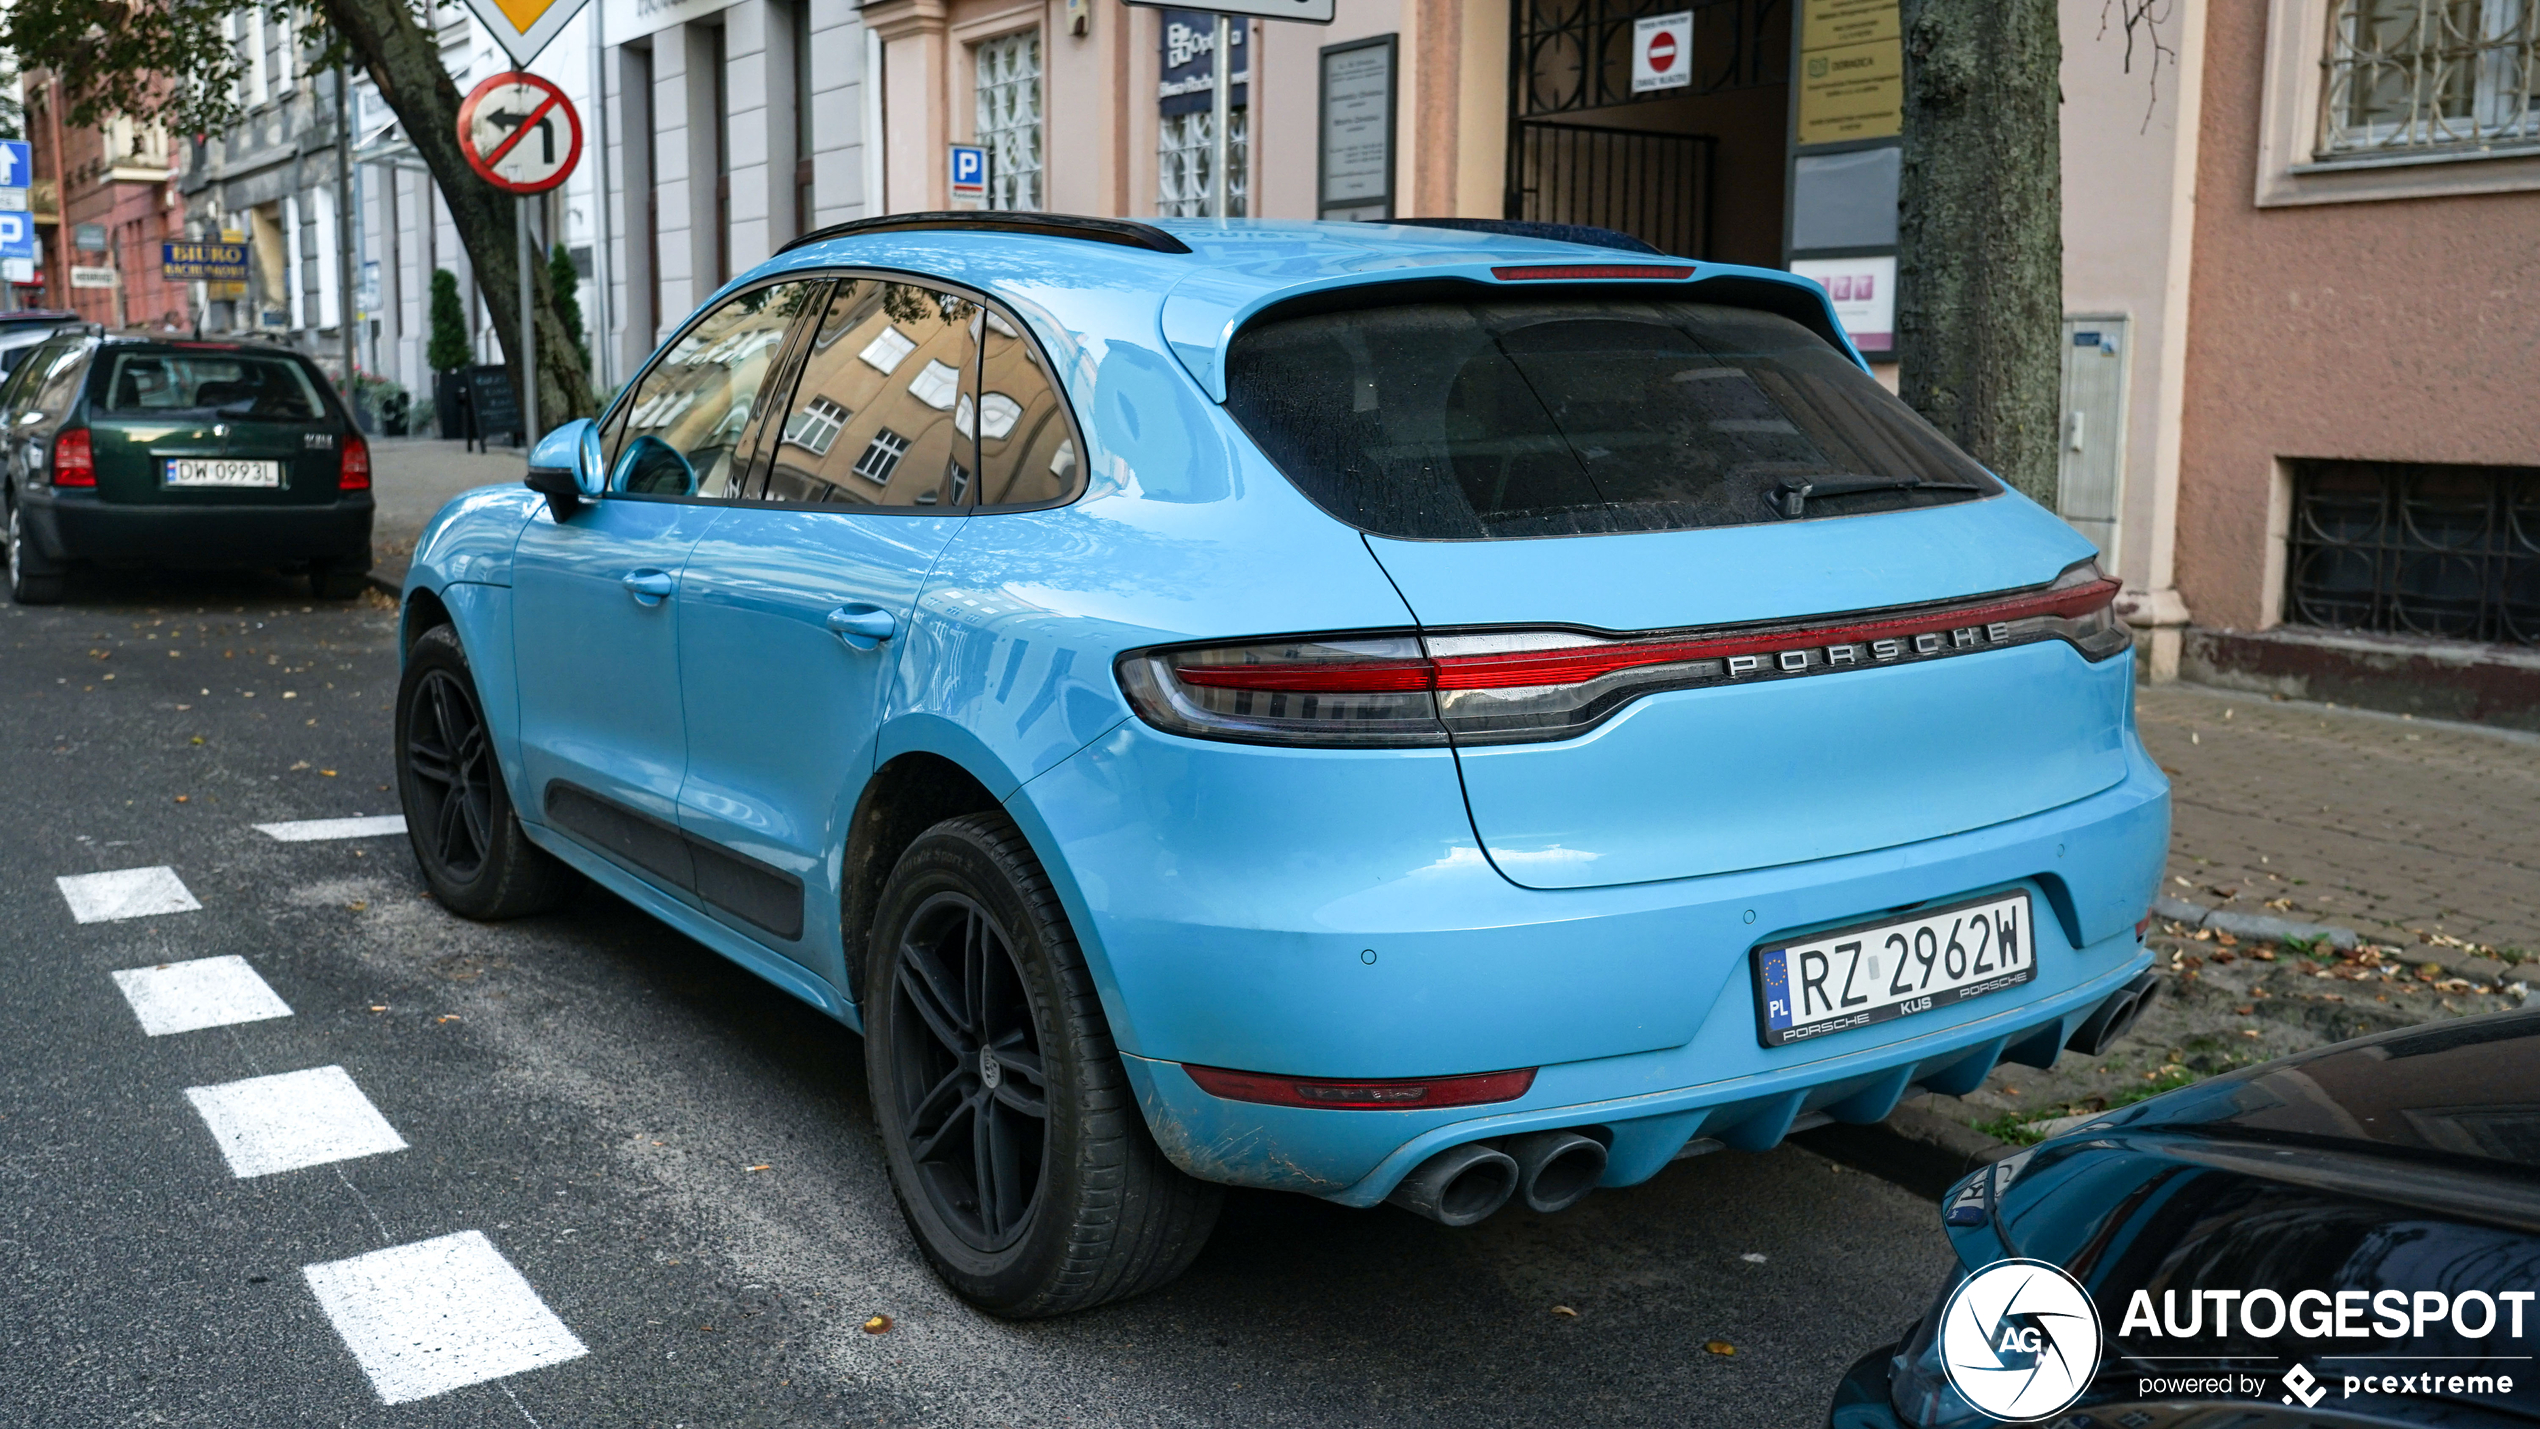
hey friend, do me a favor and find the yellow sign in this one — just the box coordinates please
[1796,0,1901,145]
[461,0,589,67]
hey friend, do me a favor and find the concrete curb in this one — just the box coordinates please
[2150,895,2358,951]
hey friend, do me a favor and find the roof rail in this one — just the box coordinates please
[1373,217,1666,256]
[779,210,1192,256]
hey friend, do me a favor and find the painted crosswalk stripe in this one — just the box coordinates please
[56,866,202,923]
[255,815,409,842]
[304,1231,587,1404]
[184,1066,409,1178]
[110,955,293,1036]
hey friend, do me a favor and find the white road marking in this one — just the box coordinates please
[183,1066,409,1178]
[109,955,292,1036]
[304,1231,588,1404]
[255,815,409,842]
[56,866,202,923]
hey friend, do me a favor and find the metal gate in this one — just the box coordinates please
[1507,121,1717,257]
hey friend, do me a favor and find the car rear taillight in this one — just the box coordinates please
[51,428,93,487]
[1117,561,2131,748]
[1182,1064,1536,1110]
[338,433,371,490]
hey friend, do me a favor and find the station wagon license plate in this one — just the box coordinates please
[1752,891,2034,1047]
[164,459,281,488]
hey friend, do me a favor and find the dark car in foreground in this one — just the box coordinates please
[1832,1009,2540,1427]
[1,334,373,603]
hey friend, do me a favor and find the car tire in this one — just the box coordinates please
[866,812,1221,1318]
[310,562,371,600]
[5,494,64,606]
[395,623,570,919]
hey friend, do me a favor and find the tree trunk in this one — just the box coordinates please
[317,0,597,437]
[1896,0,2062,507]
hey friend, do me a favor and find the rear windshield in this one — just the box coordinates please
[1223,295,1998,540]
[97,351,327,419]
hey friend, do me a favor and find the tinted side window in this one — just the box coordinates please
[25,343,93,424]
[1224,296,1998,539]
[974,306,1079,507]
[761,281,980,508]
[606,280,824,498]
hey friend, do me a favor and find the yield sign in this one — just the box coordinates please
[457,72,584,194]
[463,0,589,69]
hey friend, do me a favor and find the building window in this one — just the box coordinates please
[974,30,1043,210]
[1157,109,1247,217]
[2284,460,2540,645]
[2317,0,2540,158]
[783,395,849,455]
[853,428,912,485]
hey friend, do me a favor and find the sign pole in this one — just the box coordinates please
[1209,13,1231,219]
[518,193,537,445]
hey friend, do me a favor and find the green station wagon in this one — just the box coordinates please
[2,334,374,604]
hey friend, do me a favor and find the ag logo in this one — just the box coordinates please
[1940,1259,2102,1421]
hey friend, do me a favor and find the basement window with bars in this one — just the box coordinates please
[2283,460,2540,645]
[974,30,1044,211]
[2317,0,2540,157]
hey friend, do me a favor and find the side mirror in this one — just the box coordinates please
[525,417,604,520]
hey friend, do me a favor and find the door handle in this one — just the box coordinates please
[622,569,676,605]
[825,605,896,651]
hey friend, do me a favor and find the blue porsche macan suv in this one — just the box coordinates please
[394,213,2169,1317]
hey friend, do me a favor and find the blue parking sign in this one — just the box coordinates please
[0,212,34,262]
[949,143,988,202]
[0,140,28,191]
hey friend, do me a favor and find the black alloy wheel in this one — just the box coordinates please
[867,813,1220,1317]
[393,623,567,918]
[885,891,1051,1252]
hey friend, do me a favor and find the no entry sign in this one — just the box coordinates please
[457,72,584,194]
[1632,11,1694,93]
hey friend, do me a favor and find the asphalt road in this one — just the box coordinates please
[2,571,1955,1428]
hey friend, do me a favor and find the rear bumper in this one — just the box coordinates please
[1007,703,2171,1203]
[22,486,373,569]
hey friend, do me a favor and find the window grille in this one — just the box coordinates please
[2284,461,2540,646]
[853,428,912,485]
[975,31,1043,210]
[1157,107,1247,217]
[2317,0,2540,157]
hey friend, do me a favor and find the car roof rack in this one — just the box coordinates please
[779,210,1193,256]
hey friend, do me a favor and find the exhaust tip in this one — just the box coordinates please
[1388,1142,1520,1227]
[2067,971,2162,1058]
[1507,1129,1608,1214]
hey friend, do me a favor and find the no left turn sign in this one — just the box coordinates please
[457,71,583,194]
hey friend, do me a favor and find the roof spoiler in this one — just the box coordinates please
[779,210,1191,256]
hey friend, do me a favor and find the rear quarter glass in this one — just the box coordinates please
[1222,291,1997,540]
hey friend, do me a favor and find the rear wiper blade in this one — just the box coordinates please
[1771,476,1984,518]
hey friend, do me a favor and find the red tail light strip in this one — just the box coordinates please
[1491,264,1695,282]
[1182,1063,1538,1110]
[1173,578,2122,696]
[51,428,95,488]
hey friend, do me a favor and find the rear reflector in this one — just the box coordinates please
[51,428,93,487]
[1183,1064,1537,1110]
[1492,264,1694,282]
[339,433,371,491]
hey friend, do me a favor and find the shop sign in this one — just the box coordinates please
[1797,0,1902,144]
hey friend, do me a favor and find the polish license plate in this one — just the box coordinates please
[1752,891,2034,1047]
[164,458,281,488]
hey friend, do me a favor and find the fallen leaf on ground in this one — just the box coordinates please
[746,1163,772,1172]
[368,1005,388,1012]
[863,1315,893,1334]
[1740,1252,1767,1264]
[174,795,188,803]
[2231,1005,2254,1016]
[346,901,367,911]
[1705,1340,1735,1356]
[320,769,338,777]
[435,1014,460,1023]
[1551,1305,1579,1317]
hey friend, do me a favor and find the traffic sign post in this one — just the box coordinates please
[458,72,584,444]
